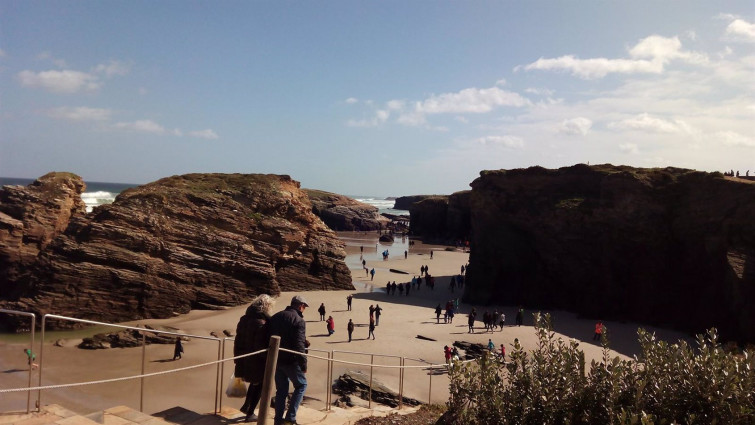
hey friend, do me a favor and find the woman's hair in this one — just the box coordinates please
[250,294,276,315]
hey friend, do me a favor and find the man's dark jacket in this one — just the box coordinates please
[269,306,307,370]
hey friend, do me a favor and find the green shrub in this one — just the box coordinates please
[446,313,755,425]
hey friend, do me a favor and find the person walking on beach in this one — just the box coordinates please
[370,268,375,281]
[444,345,452,365]
[318,303,326,321]
[435,304,442,324]
[173,337,184,360]
[500,344,506,361]
[593,321,604,341]
[326,316,335,336]
[404,250,407,259]
[430,250,433,259]
[346,295,353,311]
[269,295,309,425]
[516,306,524,326]
[487,339,495,352]
[234,294,274,421]
[369,304,375,320]
[347,319,354,342]
[24,348,38,370]
[374,304,382,326]
[499,312,505,330]
[368,318,376,340]
[468,312,476,333]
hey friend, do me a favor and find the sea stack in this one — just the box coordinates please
[0,173,353,329]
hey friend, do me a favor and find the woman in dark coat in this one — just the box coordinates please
[234,294,275,422]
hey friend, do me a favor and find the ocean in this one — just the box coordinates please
[0,177,408,215]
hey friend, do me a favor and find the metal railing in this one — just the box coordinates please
[0,309,36,413]
[2,312,457,419]
[39,314,223,413]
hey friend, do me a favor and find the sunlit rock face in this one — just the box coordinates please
[0,173,353,329]
[464,165,755,342]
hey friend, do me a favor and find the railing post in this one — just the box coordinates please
[215,340,222,414]
[398,357,404,409]
[0,309,36,413]
[39,315,46,411]
[368,354,374,408]
[328,350,334,410]
[428,364,432,404]
[140,331,146,412]
[257,335,280,425]
[219,338,227,413]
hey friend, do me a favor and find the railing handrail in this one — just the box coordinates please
[42,314,222,341]
[332,349,403,359]
[40,313,223,414]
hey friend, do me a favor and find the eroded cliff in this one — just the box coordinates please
[303,189,387,231]
[0,173,353,329]
[465,165,755,342]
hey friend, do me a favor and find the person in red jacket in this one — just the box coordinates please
[593,321,604,341]
[326,316,335,336]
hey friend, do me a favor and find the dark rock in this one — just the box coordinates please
[389,269,409,274]
[0,173,354,330]
[78,327,185,349]
[465,165,755,343]
[408,191,470,242]
[303,189,387,231]
[393,195,436,211]
[452,341,487,360]
[332,371,422,408]
[379,234,394,243]
[416,335,436,341]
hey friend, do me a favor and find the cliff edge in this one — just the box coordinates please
[465,165,755,342]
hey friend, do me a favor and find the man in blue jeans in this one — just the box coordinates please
[269,295,309,425]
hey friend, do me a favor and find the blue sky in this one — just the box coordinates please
[1,1,753,197]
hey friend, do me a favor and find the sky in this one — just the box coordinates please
[1,1,753,197]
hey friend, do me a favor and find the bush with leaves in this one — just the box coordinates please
[445,313,754,425]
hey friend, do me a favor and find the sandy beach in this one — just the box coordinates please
[0,232,691,415]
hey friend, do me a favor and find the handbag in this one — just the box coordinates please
[225,373,248,398]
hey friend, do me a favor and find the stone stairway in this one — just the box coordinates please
[0,403,418,425]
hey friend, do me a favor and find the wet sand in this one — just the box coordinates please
[0,232,691,415]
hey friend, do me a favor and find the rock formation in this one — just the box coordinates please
[303,189,386,231]
[1,173,353,330]
[333,371,422,408]
[465,165,755,342]
[408,192,470,243]
[393,195,435,211]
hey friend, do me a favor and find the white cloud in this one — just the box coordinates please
[17,69,100,93]
[475,135,524,148]
[608,113,694,134]
[113,120,167,134]
[559,117,592,136]
[716,131,755,147]
[415,86,529,114]
[386,100,405,110]
[345,97,358,104]
[726,18,755,42]
[94,60,130,77]
[49,106,112,122]
[525,87,555,96]
[619,143,639,154]
[187,129,219,140]
[520,35,707,79]
[455,116,469,124]
[347,109,391,127]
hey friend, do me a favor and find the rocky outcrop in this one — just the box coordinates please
[408,191,471,242]
[303,189,386,231]
[465,165,755,342]
[0,173,353,329]
[0,172,87,292]
[393,195,437,211]
[333,371,422,408]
